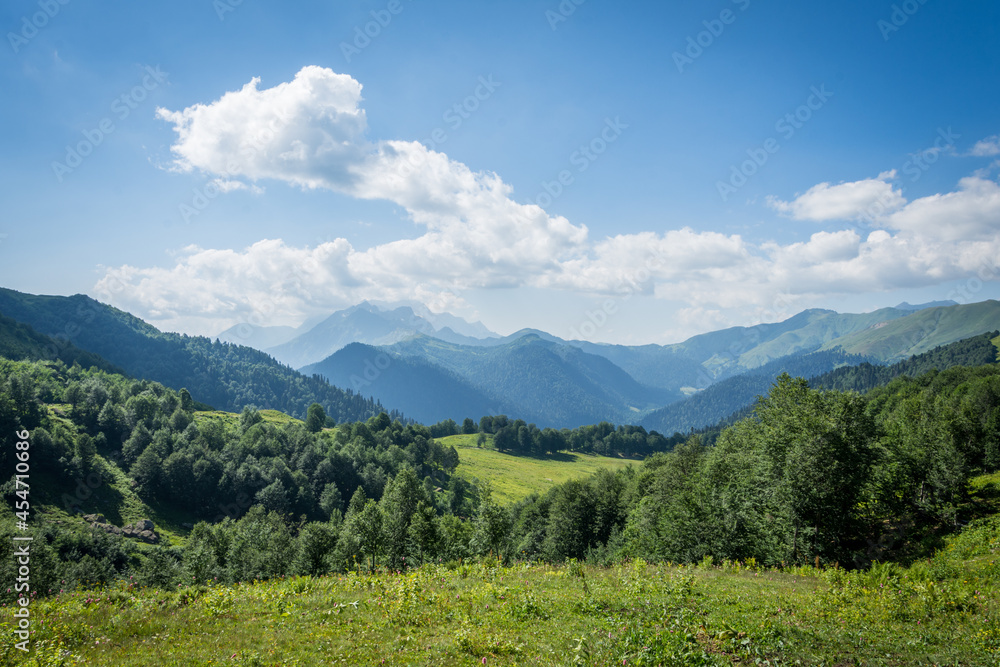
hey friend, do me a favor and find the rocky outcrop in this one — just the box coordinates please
[83,515,160,544]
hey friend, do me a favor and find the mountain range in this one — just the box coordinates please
[218,301,501,369]
[2,287,998,430]
[293,299,1000,428]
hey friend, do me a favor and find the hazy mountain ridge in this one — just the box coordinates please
[262,302,499,369]
[0,310,123,374]
[370,300,1000,428]
[640,349,874,435]
[817,300,1000,360]
[342,333,676,428]
[302,342,507,425]
[3,287,998,429]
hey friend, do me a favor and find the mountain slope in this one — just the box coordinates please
[818,300,1000,361]
[383,333,674,428]
[0,288,390,422]
[0,311,122,373]
[735,307,915,368]
[302,342,508,425]
[810,329,1000,393]
[640,349,871,435]
[515,307,917,391]
[696,331,1000,438]
[216,323,300,350]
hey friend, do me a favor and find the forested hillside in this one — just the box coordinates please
[817,300,1000,360]
[645,332,1000,437]
[812,330,1000,392]
[302,342,511,425]
[0,288,389,422]
[371,333,675,427]
[0,311,121,374]
[3,352,999,604]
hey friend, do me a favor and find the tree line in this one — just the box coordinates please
[2,357,999,600]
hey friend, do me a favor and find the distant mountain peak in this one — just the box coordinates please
[258,301,500,369]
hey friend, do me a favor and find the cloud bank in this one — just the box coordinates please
[98,67,1000,339]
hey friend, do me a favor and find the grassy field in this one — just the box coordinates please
[193,409,308,429]
[5,515,998,666]
[4,477,999,666]
[439,434,636,503]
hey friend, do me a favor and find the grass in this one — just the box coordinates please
[5,538,997,666]
[190,415,630,504]
[5,470,1000,666]
[439,434,635,503]
[192,409,306,429]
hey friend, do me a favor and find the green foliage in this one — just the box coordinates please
[643,348,872,436]
[645,331,1000,438]
[305,402,326,433]
[471,483,512,559]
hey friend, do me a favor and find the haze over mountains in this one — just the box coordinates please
[1,286,997,431]
[218,301,501,370]
[217,298,1000,429]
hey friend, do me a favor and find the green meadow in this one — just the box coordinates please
[5,515,997,666]
[439,434,635,503]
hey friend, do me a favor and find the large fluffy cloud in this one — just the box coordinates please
[97,68,1000,339]
[766,170,905,221]
[156,66,587,286]
[885,176,1000,241]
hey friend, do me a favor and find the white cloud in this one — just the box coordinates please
[970,135,1000,157]
[885,176,1000,241]
[156,66,369,189]
[155,66,588,287]
[767,170,905,221]
[94,68,1000,341]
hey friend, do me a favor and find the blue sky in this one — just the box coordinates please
[2,0,999,344]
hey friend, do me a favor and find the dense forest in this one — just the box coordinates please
[0,311,122,375]
[811,330,1000,392]
[2,343,998,599]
